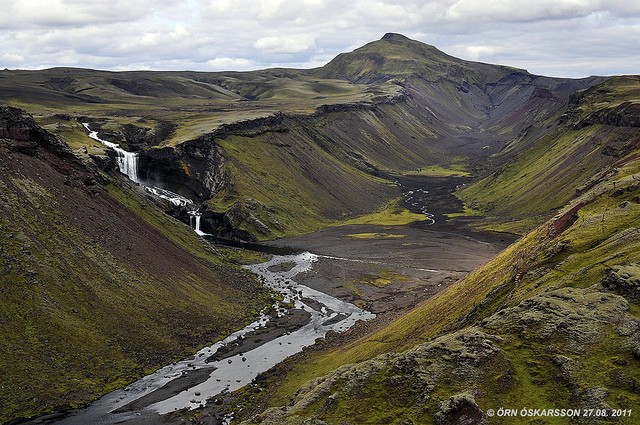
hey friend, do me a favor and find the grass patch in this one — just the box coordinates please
[339,198,427,227]
[356,269,410,288]
[406,163,471,177]
[444,204,482,218]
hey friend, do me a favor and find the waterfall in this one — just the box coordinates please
[188,211,206,236]
[195,215,202,234]
[114,148,139,183]
[83,122,207,236]
[82,123,139,183]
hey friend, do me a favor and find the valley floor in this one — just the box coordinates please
[23,175,514,425]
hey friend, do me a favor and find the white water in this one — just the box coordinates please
[150,252,373,414]
[188,212,207,236]
[395,181,436,225]
[146,186,194,208]
[83,122,202,216]
[83,123,139,183]
[53,252,373,423]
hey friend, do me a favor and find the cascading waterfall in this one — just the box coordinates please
[188,211,206,236]
[82,123,139,183]
[194,215,201,233]
[83,122,209,236]
[115,150,139,183]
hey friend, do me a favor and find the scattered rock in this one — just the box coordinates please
[434,393,488,425]
[602,264,640,301]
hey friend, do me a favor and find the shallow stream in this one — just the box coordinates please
[45,253,374,424]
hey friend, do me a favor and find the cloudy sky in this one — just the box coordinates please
[1,0,638,78]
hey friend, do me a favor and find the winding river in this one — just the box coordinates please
[45,252,374,424]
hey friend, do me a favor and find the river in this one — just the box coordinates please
[35,252,374,424]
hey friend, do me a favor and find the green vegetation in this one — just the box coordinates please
[356,269,410,288]
[406,162,471,177]
[339,198,427,227]
[256,152,640,423]
[207,130,396,239]
[444,204,482,219]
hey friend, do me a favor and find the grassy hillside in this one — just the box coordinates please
[203,100,463,239]
[0,107,269,423]
[233,79,640,425]
[458,76,640,234]
[0,67,394,145]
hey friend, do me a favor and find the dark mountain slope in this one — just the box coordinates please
[460,76,640,234]
[314,33,603,164]
[0,107,268,423]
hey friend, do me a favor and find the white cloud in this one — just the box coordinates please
[0,0,638,76]
[255,34,316,53]
[458,45,503,61]
[446,0,598,23]
[0,0,172,28]
[206,57,255,70]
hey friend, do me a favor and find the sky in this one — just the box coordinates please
[0,0,638,78]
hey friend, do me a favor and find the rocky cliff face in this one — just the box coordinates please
[1,106,76,158]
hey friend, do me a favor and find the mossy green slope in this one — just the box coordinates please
[0,111,268,423]
[204,101,456,239]
[458,76,640,235]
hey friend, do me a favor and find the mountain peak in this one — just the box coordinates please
[313,34,470,83]
[313,34,521,85]
[381,32,412,42]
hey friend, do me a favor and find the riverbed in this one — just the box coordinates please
[31,252,374,425]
